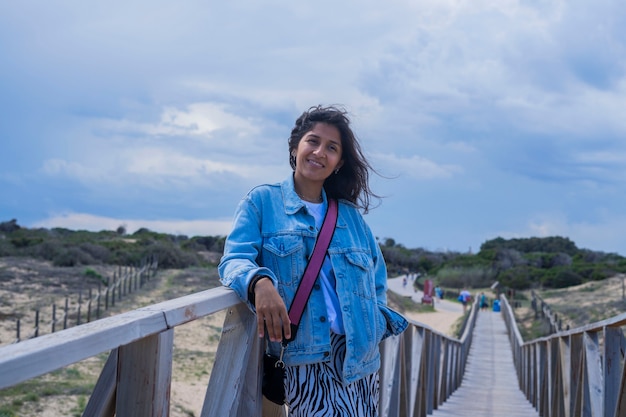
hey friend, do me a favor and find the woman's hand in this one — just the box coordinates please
[254,278,291,342]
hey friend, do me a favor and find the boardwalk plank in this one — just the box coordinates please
[429,311,539,417]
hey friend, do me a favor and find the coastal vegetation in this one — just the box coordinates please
[2,219,625,292]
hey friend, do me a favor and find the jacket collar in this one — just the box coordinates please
[281,174,327,215]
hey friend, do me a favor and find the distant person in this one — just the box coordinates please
[479,292,489,311]
[219,105,408,416]
[458,288,471,312]
[435,285,443,300]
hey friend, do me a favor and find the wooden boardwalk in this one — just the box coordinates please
[428,310,539,417]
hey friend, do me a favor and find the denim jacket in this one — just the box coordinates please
[219,175,408,384]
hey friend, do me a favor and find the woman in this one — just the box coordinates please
[219,105,408,416]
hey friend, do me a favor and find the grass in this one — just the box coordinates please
[451,313,468,338]
[512,276,625,340]
[0,364,97,415]
[387,290,436,314]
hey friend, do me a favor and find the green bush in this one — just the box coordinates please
[30,240,65,261]
[0,407,17,417]
[0,238,15,256]
[52,247,97,267]
[542,269,583,288]
[141,242,200,269]
[83,268,105,286]
[78,243,111,263]
[499,267,534,290]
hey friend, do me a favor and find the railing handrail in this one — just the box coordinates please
[0,286,480,416]
[500,293,626,417]
[0,286,240,390]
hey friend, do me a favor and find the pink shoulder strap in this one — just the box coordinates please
[286,198,338,342]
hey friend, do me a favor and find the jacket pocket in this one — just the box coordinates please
[344,250,376,299]
[262,235,304,287]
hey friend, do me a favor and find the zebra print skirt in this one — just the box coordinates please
[284,332,380,417]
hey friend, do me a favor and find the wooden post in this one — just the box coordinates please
[87,288,93,323]
[202,303,264,417]
[52,304,56,333]
[105,277,110,310]
[123,269,127,296]
[34,309,39,338]
[83,349,118,417]
[112,272,117,307]
[97,283,102,319]
[116,330,174,417]
[63,297,69,330]
[16,318,20,342]
[118,266,123,300]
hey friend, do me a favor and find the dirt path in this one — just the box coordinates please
[387,276,464,336]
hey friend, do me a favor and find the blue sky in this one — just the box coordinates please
[1,1,626,256]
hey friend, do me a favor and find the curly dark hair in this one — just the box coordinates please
[288,105,379,213]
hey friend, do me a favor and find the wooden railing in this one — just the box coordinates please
[500,294,626,417]
[0,286,479,417]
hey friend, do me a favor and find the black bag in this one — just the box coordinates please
[262,353,286,405]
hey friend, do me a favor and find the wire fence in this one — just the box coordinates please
[12,255,158,343]
[529,289,567,333]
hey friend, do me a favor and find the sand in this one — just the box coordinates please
[386,276,465,336]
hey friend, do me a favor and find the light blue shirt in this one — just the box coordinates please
[303,200,344,334]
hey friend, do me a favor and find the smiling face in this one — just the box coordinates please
[292,122,344,192]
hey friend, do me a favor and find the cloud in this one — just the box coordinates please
[41,147,282,190]
[373,152,463,180]
[38,99,289,189]
[2,0,626,257]
[150,103,261,139]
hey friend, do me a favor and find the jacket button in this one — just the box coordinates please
[320,316,326,322]
[309,226,315,230]
[323,351,330,357]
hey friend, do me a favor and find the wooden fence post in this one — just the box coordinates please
[97,283,102,319]
[112,272,117,307]
[116,330,174,417]
[105,277,110,310]
[16,318,20,342]
[34,309,39,338]
[52,304,56,333]
[63,297,69,330]
[87,288,93,323]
